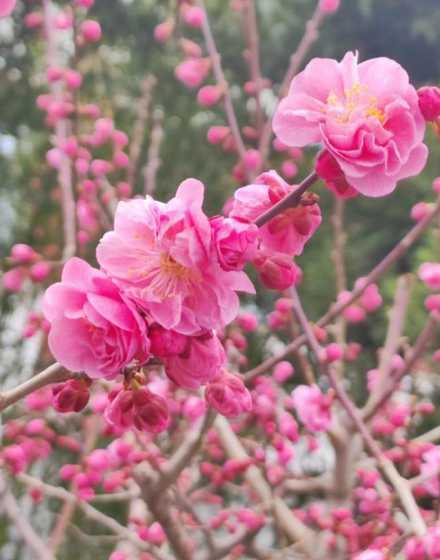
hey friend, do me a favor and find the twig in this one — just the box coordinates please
[245,196,440,382]
[289,286,427,538]
[255,172,318,227]
[214,415,316,556]
[257,2,325,171]
[128,75,157,189]
[363,314,439,421]
[144,107,164,196]
[0,362,69,412]
[197,0,249,178]
[0,474,55,560]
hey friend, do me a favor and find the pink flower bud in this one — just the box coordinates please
[411,201,432,222]
[205,371,252,417]
[319,0,340,13]
[243,149,262,171]
[46,148,64,169]
[10,243,37,263]
[236,312,258,332]
[3,445,27,474]
[254,253,300,291]
[52,379,90,413]
[0,0,16,18]
[315,149,357,198]
[113,151,129,168]
[417,86,440,122]
[211,216,258,271]
[323,343,343,363]
[47,67,64,82]
[75,0,94,7]
[112,130,129,147]
[425,294,440,313]
[64,69,82,90]
[80,20,102,43]
[117,181,132,198]
[207,125,230,144]
[418,262,440,290]
[91,159,112,176]
[154,19,174,43]
[175,57,210,89]
[197,84,222,107]
[24,11,43,29]
[273,361,294,383]
[55,12,73,30]
[182,6,205,28]
[3,268,25,292]
[281,160,298,179]
[105,387,169,433]
[59,464,79,481]
[29,262,51,283]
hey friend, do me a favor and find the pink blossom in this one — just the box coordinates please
[273,52,428,197]
[418,86,440,122]
[43,258,149,379]
[205,371,252,417]
[3,268,26,292]
[182,5,205,28]
[411,202,433,222]
[175,58,210,89]
[164,331,226,390]
[149,324,188,358]
[0,0,16,18]
[418,262,440,290]
[154,20,174,44]
[273,361,294,383]
[210,216,258,271]
[254,251,301,291]
[231,171,321,256]
[97,179,254,334]
[319,0,340,14]
[29,261,51,283]
[197,85,223,107]
[80,20,102,43]
[291,385,332,432]
[52,379,90,413]
[105,386,169,433]
[10,244,37,264]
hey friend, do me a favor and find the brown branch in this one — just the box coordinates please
[128,75,157,189]
[245,196,440,383]
[197,0,249,178]
[0,474,55,560]
[144,107,164,196]
[257,2,325,171]
[0,363,69,413]
[363,314,439,421]
[289,286,427,538]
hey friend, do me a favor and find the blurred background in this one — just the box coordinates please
[0,1,439,556]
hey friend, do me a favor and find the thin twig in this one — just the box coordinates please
[144,107,164,196]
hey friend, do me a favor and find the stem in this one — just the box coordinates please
[197,0,249,178]
[255,171,318,227]
[257,2,324,172]
[144,107,164,196]
[0,363,69,412]
[243,0,264,132]
[245,196,440,382]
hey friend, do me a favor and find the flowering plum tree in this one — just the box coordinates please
[1,0,440,558]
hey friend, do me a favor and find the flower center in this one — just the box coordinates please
[159,253,192,280]
[326,82,385,124]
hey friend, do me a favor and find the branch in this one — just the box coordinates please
[144,107,164,196]
[0,474,55,560]
[289,287,427,538]
[255,172,318,227]
[363,314,439,421]
[214,415,316,556]
[245,196,440,382]
[257,2,325,171]
[197,0,249,177]
[0,362,69,412]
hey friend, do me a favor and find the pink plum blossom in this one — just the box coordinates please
[291,385,332,432]
[43,258,149,379]
[205,371,252,417]
[163,331,226,390]
[97,179,255,335]
[105,386,169,434]
[273,52,428,197]
[175,58,210,88]
[231,171,321,256]
[210,216,258,271]
[418,86,440,122]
